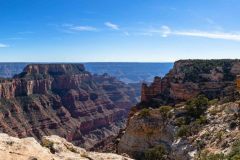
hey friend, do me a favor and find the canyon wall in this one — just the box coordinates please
[141,60,240,104]
[119,60,240,159]
[0,64,137,149]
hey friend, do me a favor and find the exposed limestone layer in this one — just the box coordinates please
[0,133,132,160]
[118,109,174,158]
[141,60,240,103]
[0,64,137,149]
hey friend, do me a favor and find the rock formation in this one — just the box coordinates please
[0,64,137,149]
[118,109,174,158]
[0,133,132,160]
[141,60,240,104]
[119,60,240,160]
[118,99,240,160]
[141,76,163,102]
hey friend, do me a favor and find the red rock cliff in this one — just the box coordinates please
[0,64,137,149]
[141,60,240,103]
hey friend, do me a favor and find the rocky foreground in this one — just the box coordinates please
[0,133,132,160]
[118,98,240,159]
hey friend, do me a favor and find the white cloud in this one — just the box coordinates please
[145,25,240,41]
[160,25,171,37]
[174,30,240,41]
[0,43,9,48]
[70,26,97,31]
[104,22,119,30]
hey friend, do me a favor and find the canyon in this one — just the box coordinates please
[141,60,240,104]
[118,60,240,160]
[0,60,240,160]
[0,63,173,84]
[0,63,137,149]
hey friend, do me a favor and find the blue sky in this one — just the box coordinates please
[1,0,240,62]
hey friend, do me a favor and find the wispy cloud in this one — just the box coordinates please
[70,26,97,31]
[104,22,119,30]
[0,43,9,48]
[61,24,97,32]
[144,25,240,41]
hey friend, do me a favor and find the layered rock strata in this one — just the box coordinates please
[0,64,137,149]
[119,60,240,159]
[141,60,240,103]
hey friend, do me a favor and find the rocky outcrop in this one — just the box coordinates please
[118,99,240,159]
[0,64,137,149]
[119,60,240,159]
[141,60,240,103]
[118,109,174,158]
[0,133,132,160]
[141,77,163,102]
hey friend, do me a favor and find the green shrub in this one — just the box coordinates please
[144,145,167,160]
[175,117,186,126]
[209,99,219,106]
[176,125,190,137]
[186,95,209,118]
[159,106,173,118]
[195,115,208,125]
[139,108,150,118]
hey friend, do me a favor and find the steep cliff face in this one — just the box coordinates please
[141,60,240,104]
[118,109,174,158]
[141,77,163,102]
[119,60,240,159]
[0,64,137,149]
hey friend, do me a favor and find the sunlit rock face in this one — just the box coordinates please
[118,60,240,160]
[141,60,240,104]
[0,133,133,160]
[0,64,137,149]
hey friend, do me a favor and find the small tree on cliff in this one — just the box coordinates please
[185,95,209,119]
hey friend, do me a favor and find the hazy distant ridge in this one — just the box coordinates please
[0,63,173,83]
